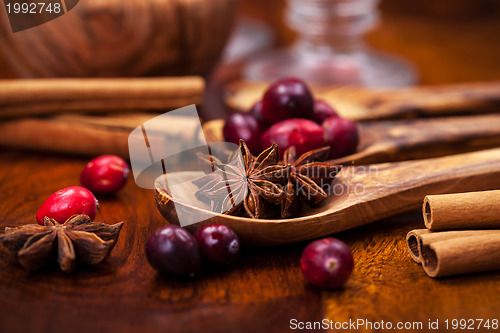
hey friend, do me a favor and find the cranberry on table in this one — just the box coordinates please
[36,186,98,225]
[261,118,325,157]
[194,224,240,267]
[323,117,359,159]
[80,155,130,194]
[145,225,201,279]
[311,100,339,124]
[300,237,354,289]
[223,112,264,155]
[261,77,314,124]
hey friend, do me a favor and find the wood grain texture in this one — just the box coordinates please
[2,149,499,333]
[225,81,500,121]
[155,148,500,245]
[324,215,500,331]
[0,77,205,118]
[334,115,500,164]
[0,0,237,78]
[0,149,324,333]
[202,114,500,165]
[2,0,500,331]
[0,112,202,158]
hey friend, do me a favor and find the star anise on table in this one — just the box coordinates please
[281,146,342,218]
[194,140,290,218]
[0,215,123,273]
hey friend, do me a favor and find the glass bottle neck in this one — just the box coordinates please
[285,0,379,55]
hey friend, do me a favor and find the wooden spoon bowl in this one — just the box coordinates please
[155,148,500,245]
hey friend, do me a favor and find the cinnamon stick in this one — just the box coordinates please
[405,229,431,263]
[0,113,204,158]
[423,190,500,230]
[406,229,500,263]
[0,77,205,118]
[418,231,500,277]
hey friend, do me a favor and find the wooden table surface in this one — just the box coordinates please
[1,1,500,332]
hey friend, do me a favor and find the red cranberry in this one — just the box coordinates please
[261,118,325,157]
[145,225,201,279]
[223,112,264,155]
[323,117,359,159]
[248,101,268,127]
[194,224,240,267]
[311,100,339,124]
[261,77,314,124]
[80,155,130,194]
[300,237,354,289]
[36,186,98,225]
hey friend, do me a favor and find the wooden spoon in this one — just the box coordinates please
[155,148,500,245]
[202,114,500,165]
[225,81,500,121]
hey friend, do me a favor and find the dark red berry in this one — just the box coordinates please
[223,112,264,155]
[323,117,359,159]
[261,77,314,124]
[261,118,325,157]
[248,100,268,127]
[194,224,240,267]
[300,237,354,289]
[80,155,130,194]
[311,100,339,123]
[36,186,98,225]
[145,225,201,279]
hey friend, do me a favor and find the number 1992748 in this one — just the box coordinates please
[6,2,62,14]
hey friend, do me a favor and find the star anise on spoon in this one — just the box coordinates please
[281,146,342,218]
[194,140,290,218]
[0,215,123,273]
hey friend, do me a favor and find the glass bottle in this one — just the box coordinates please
[245,0,416,86]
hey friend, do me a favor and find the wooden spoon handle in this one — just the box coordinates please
[331,114,500,164]
[0,113,204,158]
[210,148,500,246]
[358,81,500,120]
[203,115,500,166]
[225,80,500,121]
[318,148,500,235]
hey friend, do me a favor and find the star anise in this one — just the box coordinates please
[194,140,290,218]
[0,215,123,273]
[281,146,342,218]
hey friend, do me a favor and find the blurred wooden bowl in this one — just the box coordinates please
[0,0,237,78]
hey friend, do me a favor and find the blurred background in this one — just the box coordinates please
[213,0,500,118]
[1,0,500,83]
[225,0,500,83]
[1,0,500,120]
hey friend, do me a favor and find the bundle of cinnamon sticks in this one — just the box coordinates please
[407,189,500,278]
[0,77,205,157]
